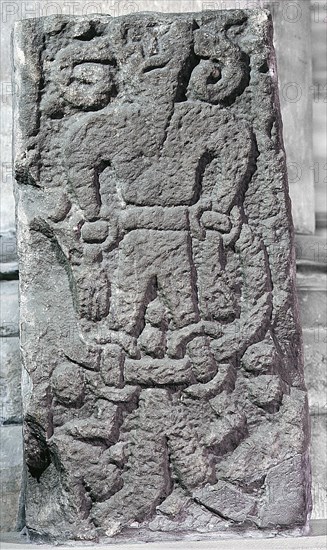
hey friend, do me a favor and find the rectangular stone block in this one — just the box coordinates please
[0,281,19,338]
[303,328,327,416]
[310,415,327,520]
[0,230,18,267]
[295,235,327,267]
[0,425,24,532]
[13,10,311,543]
[0,337,22,425]
[297,271,327,328]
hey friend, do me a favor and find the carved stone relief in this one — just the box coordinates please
[13,10,311,542]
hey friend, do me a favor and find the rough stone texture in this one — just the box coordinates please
[0,338,22,425]
[13,10,311,542]
[0,425,24,532]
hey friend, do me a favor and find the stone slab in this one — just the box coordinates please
[303,328,327,415]
[0,231,17,266]
[310,415,327,520]
[0,281,19,338]
[0,425,24,532]
[13,9,311,543]
[0,337,22,424]
[295,235,327,267]
[1,533,327,550]
[267,0,315,234]
[0,0,316,237]
[297,289,327,328]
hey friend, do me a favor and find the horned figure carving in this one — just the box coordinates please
[15,11,308,539]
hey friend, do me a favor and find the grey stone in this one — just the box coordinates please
[295,234,327,267]
[0,281,19,337]
[81,221,109,243]
[310,415,327,520]
[303,328,327,415]
[13,10,310,542]
[0,230,18,269]
[1,532,327,549]
[0,425,24,532]
[297,271,327,328]
[193,480,257,523]
[259,455,311,528]
[51,362,85,407]
[0,337,22,424]
[266,0,315,234]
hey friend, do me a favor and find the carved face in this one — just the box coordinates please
[45,14,250,113]
[63,62,116,109]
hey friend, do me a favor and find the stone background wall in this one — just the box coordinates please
[0,0,326,532]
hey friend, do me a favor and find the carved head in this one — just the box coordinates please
[42,12,251,116]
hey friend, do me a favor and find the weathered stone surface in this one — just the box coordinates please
[0,337,22,424]
[13,10,311,542]
[0,425,24,532]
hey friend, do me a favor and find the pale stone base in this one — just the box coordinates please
[1,522,326,550]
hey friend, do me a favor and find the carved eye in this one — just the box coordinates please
[206,63,222,85]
